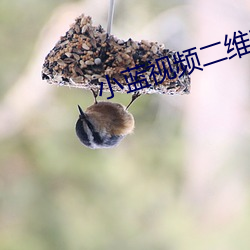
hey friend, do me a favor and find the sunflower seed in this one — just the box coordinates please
[92,74,101,79]
[85,60,94,65]
[98,77,107,83]
[63,58,75,64]
[82,43,90,50]
[73,53,80,60]
[151,45,158,54]
[74,66,83,75]
[75,24,80,34]
[72,76,84,83]
[65,52,72,58]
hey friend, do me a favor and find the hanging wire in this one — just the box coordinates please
[107,0,115,34]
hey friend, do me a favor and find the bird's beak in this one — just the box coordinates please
[77,105,86,119]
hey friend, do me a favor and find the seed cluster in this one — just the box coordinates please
[42,14,191,95]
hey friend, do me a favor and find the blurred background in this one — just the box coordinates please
[1,0,250,249]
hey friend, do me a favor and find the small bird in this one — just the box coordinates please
[75,90,140,149]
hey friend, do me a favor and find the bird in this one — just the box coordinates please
[75,90,140,149]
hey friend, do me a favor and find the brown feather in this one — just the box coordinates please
[85,102,134,135]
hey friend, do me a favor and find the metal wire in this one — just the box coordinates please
[107,0,115,34]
